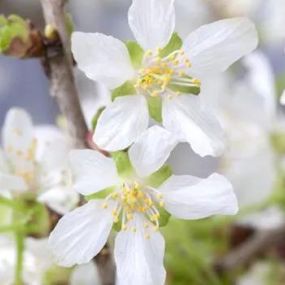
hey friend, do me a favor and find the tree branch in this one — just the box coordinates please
[40,0,87,148]
[214,224,285,274]
[39,1,115,284]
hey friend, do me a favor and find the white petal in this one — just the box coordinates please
[69,150,119,196]
[158,173,238,219]
[242,51,276,126]
[37,186,79,215]
[94,95,149,151]
[72,32,134,89]
[162,95,225,157]
[184,18,258,77]
[34,125,68,162]
[0,173,27,193]
[38,137,70,174]
[0,149,8,173]
[129,126,177,177]
[128,0,175,50]
[71,263,102,285]
[2,108,34,154]
[114,215,166,285]
[48,200,113,267]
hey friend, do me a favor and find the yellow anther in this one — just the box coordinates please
[122,224,127,231]
[156,193,163,199]
[145,50,153,57]
[144,234,150,240]
[102,203,108,209]
[159,201,165,207]
[173,60,179,66]
[144,222,149,228]
[184,59,191,67]
[111,192,118,199]
[192,78,201,86]
[151,91,159,97]
[127,213,133,221]
[153,225,159,231]
[150,214,159,222]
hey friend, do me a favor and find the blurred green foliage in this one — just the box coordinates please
[0,15,29,53]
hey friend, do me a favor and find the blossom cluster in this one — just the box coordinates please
[0,0,260,284]
[48,0,258,283]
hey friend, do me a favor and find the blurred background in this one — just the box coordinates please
[1,0,285,284]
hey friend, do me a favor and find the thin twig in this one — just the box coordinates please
[40,0,87,148]
[214,224,285,274]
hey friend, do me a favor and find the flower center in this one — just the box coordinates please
[135,49,201,98]
[7,134,38,187]
[102,181,164,238]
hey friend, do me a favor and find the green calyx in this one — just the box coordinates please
[111,151,134,178]
[159,32,183,58]
[111,81,136,101]
[85,186,115,201]
[91,107,105,131]
[126,40,144,69]
[147,165,172,188]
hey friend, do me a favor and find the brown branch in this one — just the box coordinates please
[40,0,87,148]
[214,224,285,274]
[39,1,115,284]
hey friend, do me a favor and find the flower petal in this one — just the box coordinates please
[162,95,225,157]
[184,18,258,77]
[158,173,238,219]
[128,0,175,50]
[114,215,166,285]
[129,126,177,177]
[48,200,113,267]
[0,149,8,173]
[69,150,119,196]
[72,32,134,89]
[2,108,34,155]
[94,95,149,151]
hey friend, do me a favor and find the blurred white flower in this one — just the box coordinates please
[0,108,79,214]
[238,206,285,230]
[70,262,102,285]
[0,237,52,285]
[72,0,258,157]
[237,262,274,285]
[49,126,237,285]
[201,51,277,207]
[0,235,100,285]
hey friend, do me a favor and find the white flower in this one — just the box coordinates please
[198,51,277,208]
[0,237,53,285]
[49,126,238,285]
[70,262,102,285]
[0,108,79,214]
[71,0,258,157]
